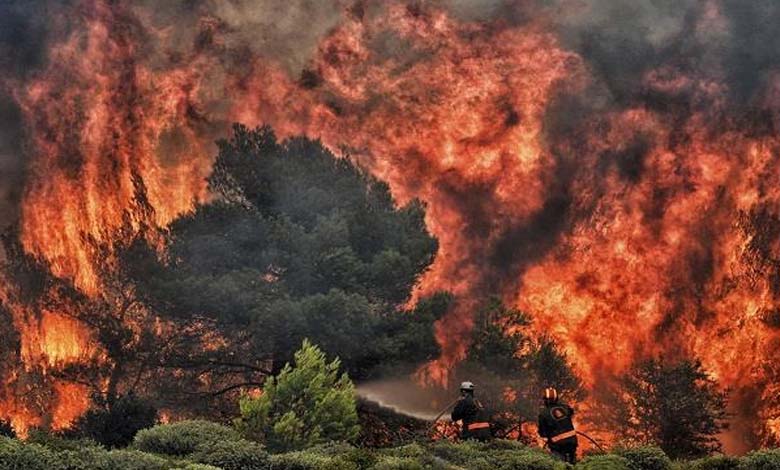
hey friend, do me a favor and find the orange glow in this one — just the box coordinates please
[1,0,779,448]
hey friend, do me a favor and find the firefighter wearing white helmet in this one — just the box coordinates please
[450,381,492,441]
[538,387,578,463]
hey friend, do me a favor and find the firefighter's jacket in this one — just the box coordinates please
[451,394,491,440]
[538,402,577,447]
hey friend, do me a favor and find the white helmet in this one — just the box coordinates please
[460,381,475,391]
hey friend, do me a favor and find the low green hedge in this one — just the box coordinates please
[270,449,360,470]
[687,455,741,470]
[132,420,241,456]
[738,448,780,470]
[616,446,673,470]
[579,454,632,470]
[0,437,62,470]
[191,439,270,470]
[5,431,780,470]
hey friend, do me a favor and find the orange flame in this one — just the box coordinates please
[1,0,779,449]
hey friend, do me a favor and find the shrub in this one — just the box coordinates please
[26,429,100,452]
[0,437,63,470]
[578,454,632,470]
[486,448,566,470]
[616,446,673,470]
[59,447,170,470]
[191,439,270,470]
[133,420,240,456]
[175,465,223,470]
[688,455,741,470]
[307,442,376,468]
[429,440,487,467]
[738,449,780,470]
[270,449,359,470]
[103,449,170,470]
[372,456,424,470]
[68,394,158,448]
[58,447,112,470]
[237,340,360,452]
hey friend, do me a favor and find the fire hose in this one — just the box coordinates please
[426,398,607,453]
[575,431,606,453]
[542,431,606,453]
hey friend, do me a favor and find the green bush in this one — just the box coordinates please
[133,420,240,456]
[381,443,428,459]
[237,340,360,453]
[486,448,566,470]
[307,443,376,468]
[270,449,359,470]
[58,447,111,470]
[578,454,632,470]
[191,439,270,470]
[738,449,780,470]
[172,465,222,470]
[616,446,673,470]
[26,429,100,453]
[0,437,63,470]
[429,440,487,467]
[688,455,741,470]
[372,456,424,470]
[103,450,170,470]
[0,437,62,470]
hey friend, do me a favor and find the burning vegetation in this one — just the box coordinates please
[0,0,780,455]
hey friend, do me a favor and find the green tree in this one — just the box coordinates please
[611,358,729,459]
[236,340,360,452]
[130,125,440,382]
[67,393,158,448]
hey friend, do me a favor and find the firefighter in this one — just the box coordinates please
[538,387,578,464]
[450,381,492,441]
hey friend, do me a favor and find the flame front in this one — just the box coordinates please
[1,0,779,449]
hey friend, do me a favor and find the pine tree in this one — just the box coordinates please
[236,339,360,452]
[613,358,729,459]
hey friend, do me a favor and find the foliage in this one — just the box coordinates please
[101,450,170,470]
[6,432,780,470]
[0,436,62,470]
[68,393,158,448]
[26,429,100,453]
[578,454,632,470]
[615,446,673,470]
[190,439,270,470]
[738,448,780,470]
[132,125,440,389]
[237,339,359,452]
[173,465,222,470]
[608,358,729,459]
[687,455,741,470]
[132,420,240,456]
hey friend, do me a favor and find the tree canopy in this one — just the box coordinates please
[608,358,729,459]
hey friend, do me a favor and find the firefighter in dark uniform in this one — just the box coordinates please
[538,387,578,464]
[450,381,492,441]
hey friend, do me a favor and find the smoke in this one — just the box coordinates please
[1,0,780,448]
[0,0,52,235]
[357,377,453,421]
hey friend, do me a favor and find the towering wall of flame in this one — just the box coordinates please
[1,0,780,449]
